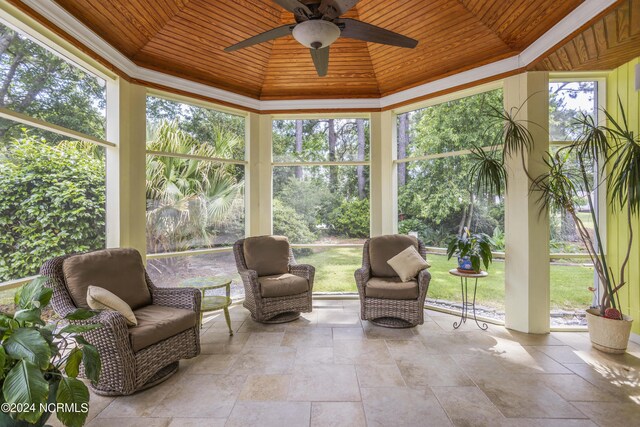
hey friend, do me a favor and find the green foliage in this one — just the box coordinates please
[146,121,244,254]
[273,200,316,244]
[0,24,106,142]
[327,199,370,238]
[398,90,505,246]
[446,228,494,272]
[0,134,105,282]
[0,277,101,426]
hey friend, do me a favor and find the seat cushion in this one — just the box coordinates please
[369,235,419,277]
[386,245,430,282]
[62,248,151,310]
[129,305,197,352]
[258,273,309,298]
[365,277,419,300]
[243,235,290,276]
[87,285,138,326]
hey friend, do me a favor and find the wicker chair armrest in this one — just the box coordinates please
[354,267,370,298]
[151,287,201,313]
[417,268,432,301]
[75,310,133,356]
[238,268,261,295]
[290,264,315,292]
[290,264,314,280]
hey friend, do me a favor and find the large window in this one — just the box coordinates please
[272,118,370,292]
[145,96,246,297]
[0,20,109,310]
[396,89,506,319]
[548,80,600,327]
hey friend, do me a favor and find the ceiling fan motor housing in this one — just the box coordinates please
[292,19,341,49]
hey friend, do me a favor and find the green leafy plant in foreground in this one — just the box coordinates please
[0,277,101,426]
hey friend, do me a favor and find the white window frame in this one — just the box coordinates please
[270,114,371,251]
[0,12,116,290]
[144,90,249,262]
[548,74,608,321]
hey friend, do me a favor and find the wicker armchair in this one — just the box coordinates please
[234,236,314,323]
[40,248,201,396]
[355,235,431,328]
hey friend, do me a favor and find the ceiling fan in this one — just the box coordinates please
[224,0,418,77]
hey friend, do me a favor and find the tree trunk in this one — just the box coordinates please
[560,210,579,242]
[328,118,337,190]
[295,119,303,179]
[466,193,475,230]
[397,113,408,186]
[356,118,366,199]
[458,206,467,236]
[0,31,15,58]
[0,51,25,106]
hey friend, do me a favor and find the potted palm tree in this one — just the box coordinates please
[1,276,101,426]
[469,98,639,353]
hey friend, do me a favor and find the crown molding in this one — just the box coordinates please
[17,0,617,113]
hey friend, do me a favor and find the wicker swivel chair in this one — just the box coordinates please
[234,236,314,323]
[355,235,431,328]
[40,248,201,396]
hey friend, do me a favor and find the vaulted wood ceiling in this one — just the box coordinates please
[530,0,640,72]
[50,0,588,99]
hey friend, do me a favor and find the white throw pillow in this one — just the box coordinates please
[87,285,138,326]
[386,246,430,282]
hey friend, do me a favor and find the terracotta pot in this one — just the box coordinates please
[586,308,633,354]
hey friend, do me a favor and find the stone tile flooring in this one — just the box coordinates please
[56,301,640,426]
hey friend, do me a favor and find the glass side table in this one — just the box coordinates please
[179,277,234,335]
[448,269,489,331]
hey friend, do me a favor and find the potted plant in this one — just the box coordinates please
[469,98,639,353]
[446,227,494,273]
[1,276,102,426]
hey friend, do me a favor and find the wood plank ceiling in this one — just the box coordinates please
[530,0,640,72]
[51,0,586,100]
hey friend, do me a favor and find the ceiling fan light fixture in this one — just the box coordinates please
[292,20,341,49]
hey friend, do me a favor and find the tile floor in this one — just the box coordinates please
[55,300,640,427]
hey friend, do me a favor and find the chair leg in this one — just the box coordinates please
[223,307,233,336]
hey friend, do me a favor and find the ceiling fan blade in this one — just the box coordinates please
[337,18,418,48]
[319,0,360,19]
[272,0,312,16]
[225,24,295,52]
[310,47,330,77]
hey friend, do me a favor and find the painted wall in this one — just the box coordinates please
[607,57,640,333]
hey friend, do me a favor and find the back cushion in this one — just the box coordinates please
[62,248,152,310]
[243,235,290,277]
[369,234,419,277]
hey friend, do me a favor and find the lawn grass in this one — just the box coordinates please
[296,247,594,311]
[1,248,593,313]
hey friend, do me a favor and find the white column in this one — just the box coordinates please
[504,72,550,333]
[370,111,397,236]
[246,112,273,236]
[105,79,147,257]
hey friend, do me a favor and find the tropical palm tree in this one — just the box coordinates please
[145,120,243,260]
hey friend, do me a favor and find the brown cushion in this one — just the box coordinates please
[365,277,419,300]
[258,273,309,298]
[369,235,419,277]
[62,248,151,310]
[129,305,197,352]
[243,235,290,276]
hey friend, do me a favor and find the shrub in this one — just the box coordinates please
[0,135,105,281]
[273,199,315,243]
[327,198,370,238]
